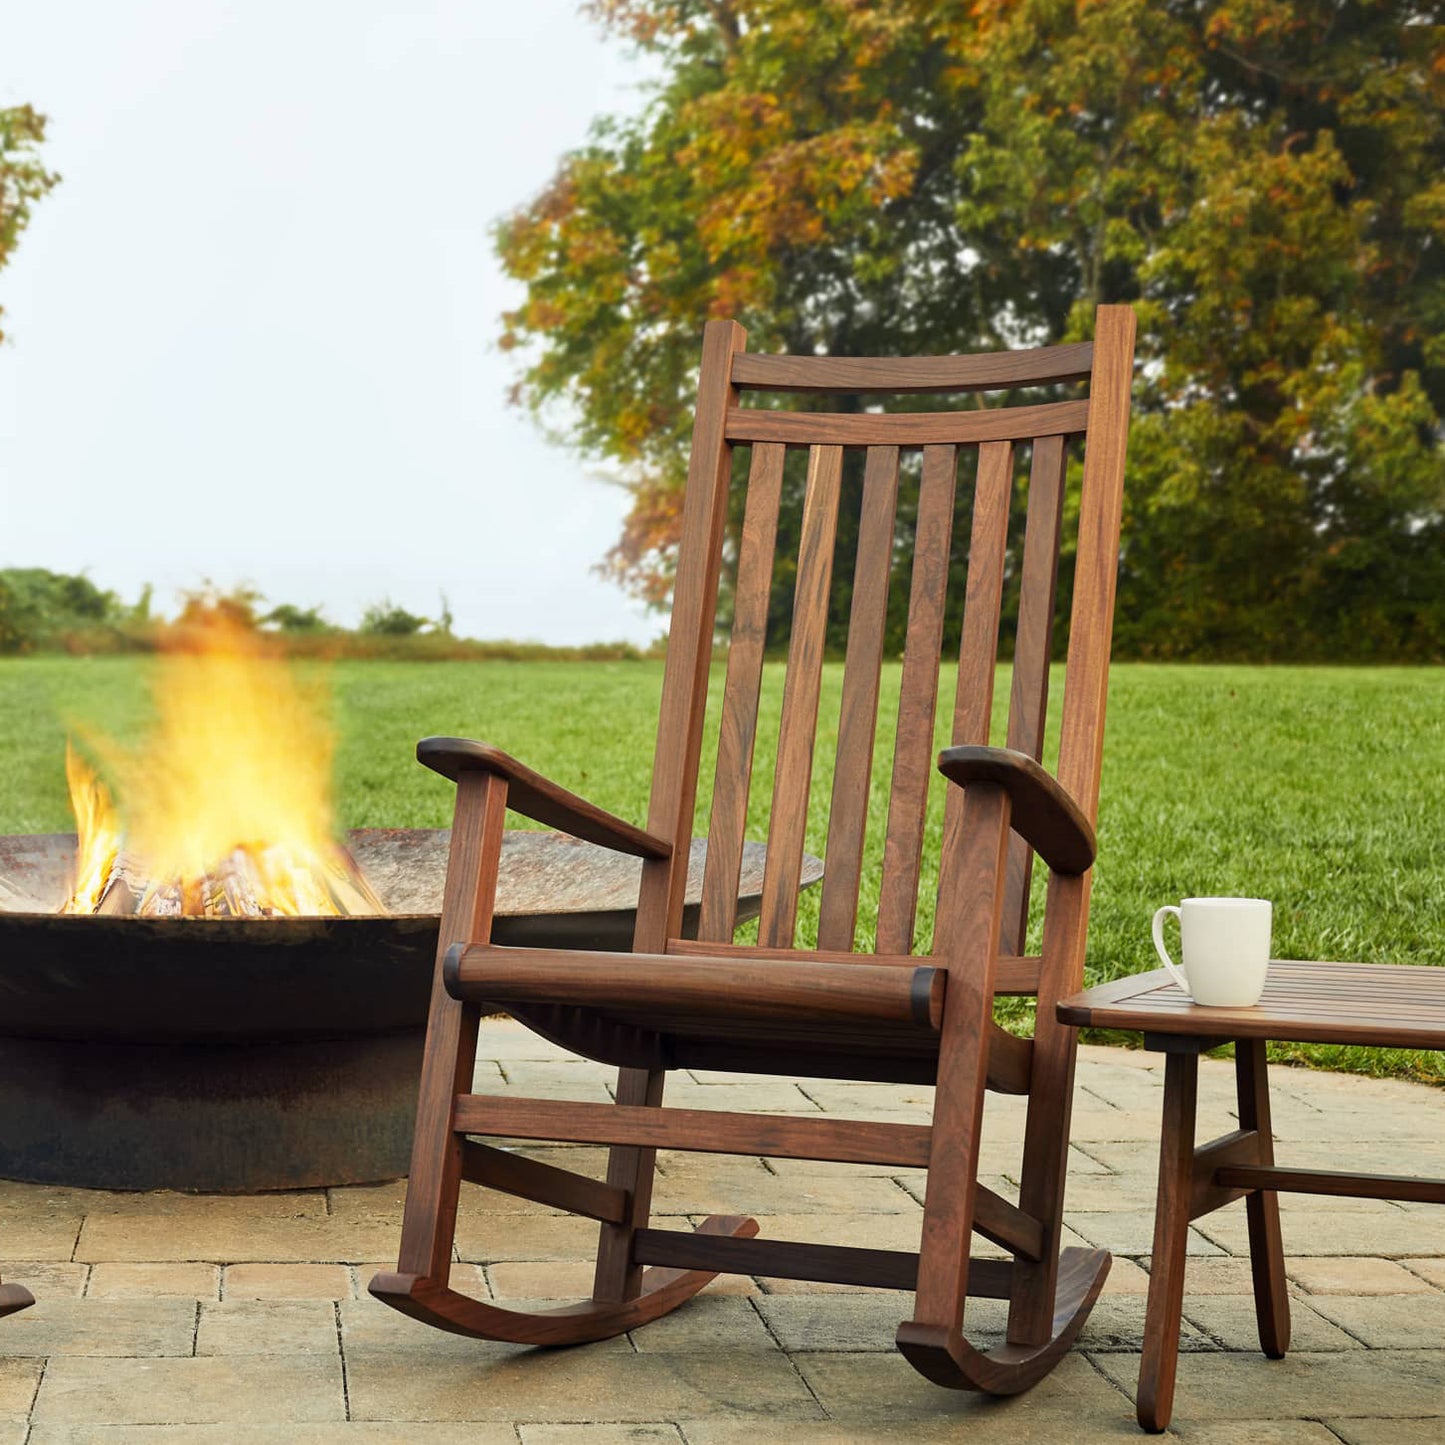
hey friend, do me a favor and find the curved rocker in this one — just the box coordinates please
[0,1282,34,1319]
[897,1246,1110,1394]
[371,1214,757,1345]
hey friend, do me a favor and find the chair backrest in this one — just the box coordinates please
[631,307,1136,961]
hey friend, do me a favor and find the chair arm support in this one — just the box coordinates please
[936,746,1095,876]
[416,737,671,859]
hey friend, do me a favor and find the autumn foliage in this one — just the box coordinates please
[497,1,1445,660]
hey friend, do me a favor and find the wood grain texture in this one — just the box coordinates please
[1001,433,1069,952]
[1235,1039,1289,1359]
[730,343,1093,395]
[1057,961,1445,1050]
[455,1094,933,1166]
[876,444,957,955]
[416,738,668,858]
[1055,305,1135,821]
[450,944,945,1029]
[936,746,1095,876]
[724,398,1088,447]
[817,444,900,951]
[635,318,747,955]
[699,441,786,941]
[760,444,843,947]
[1137,1049,1198,1433]
[394,770,508,1283]
[459,1139,628,1224]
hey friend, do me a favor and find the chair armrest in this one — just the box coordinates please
[416,737,671,859]
[936,745,1095,876]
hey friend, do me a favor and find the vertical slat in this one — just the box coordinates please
[698,443,787,940]
[1056,305,1136,822]
[932,440,1014,944]
[1001,435,1068,953]
[633,319,747,955]
[599,319,743,1307]
[949,440,1015,745]
[816,446,901,951]
[875,445,958,955]
[1009,307,1136,1346]
[757,445,844,948]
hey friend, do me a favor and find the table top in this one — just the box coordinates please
[1057,960,1445,1052]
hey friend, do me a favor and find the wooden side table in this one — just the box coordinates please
[1058,961,1445,1433]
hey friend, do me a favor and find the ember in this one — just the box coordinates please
[61,613,383,918]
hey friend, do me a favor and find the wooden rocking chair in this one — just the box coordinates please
[0,1270,32,1319]
[372,305,1136,1393]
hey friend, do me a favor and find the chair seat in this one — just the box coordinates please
[446,941,948,1081]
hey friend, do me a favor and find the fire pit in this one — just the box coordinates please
[0,828,818,1191]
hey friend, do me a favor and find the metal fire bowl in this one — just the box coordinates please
[0,829,821,1192]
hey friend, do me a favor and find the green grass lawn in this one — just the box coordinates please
[3,656,1443,1081]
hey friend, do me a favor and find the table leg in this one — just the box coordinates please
[1235,1039,1289,1358]
[1138,1048,1198,1433]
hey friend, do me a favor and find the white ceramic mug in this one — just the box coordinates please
[1151,897,1272,1007]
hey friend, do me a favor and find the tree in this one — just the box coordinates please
[496,1,1445,659]
[262,603,331,634]
[359,600,430,636]
[1,105,60,343]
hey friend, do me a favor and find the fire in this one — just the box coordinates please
[61,612,384,918]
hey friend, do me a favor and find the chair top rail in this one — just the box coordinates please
[723,398,1088,448]
[730,343,1094,395]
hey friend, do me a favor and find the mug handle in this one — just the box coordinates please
[1151,905,1191,994]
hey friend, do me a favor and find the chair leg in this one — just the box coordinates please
[1138,1048,1198,1433]
[592,1066,665,1302]
[1236,1039,1289,1359]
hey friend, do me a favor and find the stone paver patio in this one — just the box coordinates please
[2,1019,1443,1442]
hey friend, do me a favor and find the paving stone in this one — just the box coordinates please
[1287,1257,1434,1295]
[75,1211,404,1264]
[2,1261,87,1297]
[520,1428,684,1445]
[1192,1207,1445,1258]
[1306,1293,1445,1349]
[26,1428,513,1445]
[1100,1257,1152,1296]
[338,1297,631,1358]
[793,1349,1135,1428]
[1403,1258,1445,1289]
[648,1160,915,1216]
[31,1357,346,1426]
[88,1262,219,1299]
[80,1191,327,1220]
[224,1263,353,1299]
[1328,1422,1445,1445]
[683,1419,1141,1445]
[1182,1296,1361,1351]
[196,1300,338,1355]
[755,1294,918,1353]
[0,1212,82,1260]
[0,1298,197,1357]
[0,1359,41,1420]
[454,1210,626,1263]
[1068,1210,1224,1257]
[345,1347,822,1423]
[660,1079,820,1113]
[1092,1349,1445,1421]
[625,1296,776,1353]
[1170,1425,1345,1443]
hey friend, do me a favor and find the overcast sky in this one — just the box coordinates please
[0,1,663,644]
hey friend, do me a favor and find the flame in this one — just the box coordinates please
[61,612,383,917]
[61,742,122,914]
